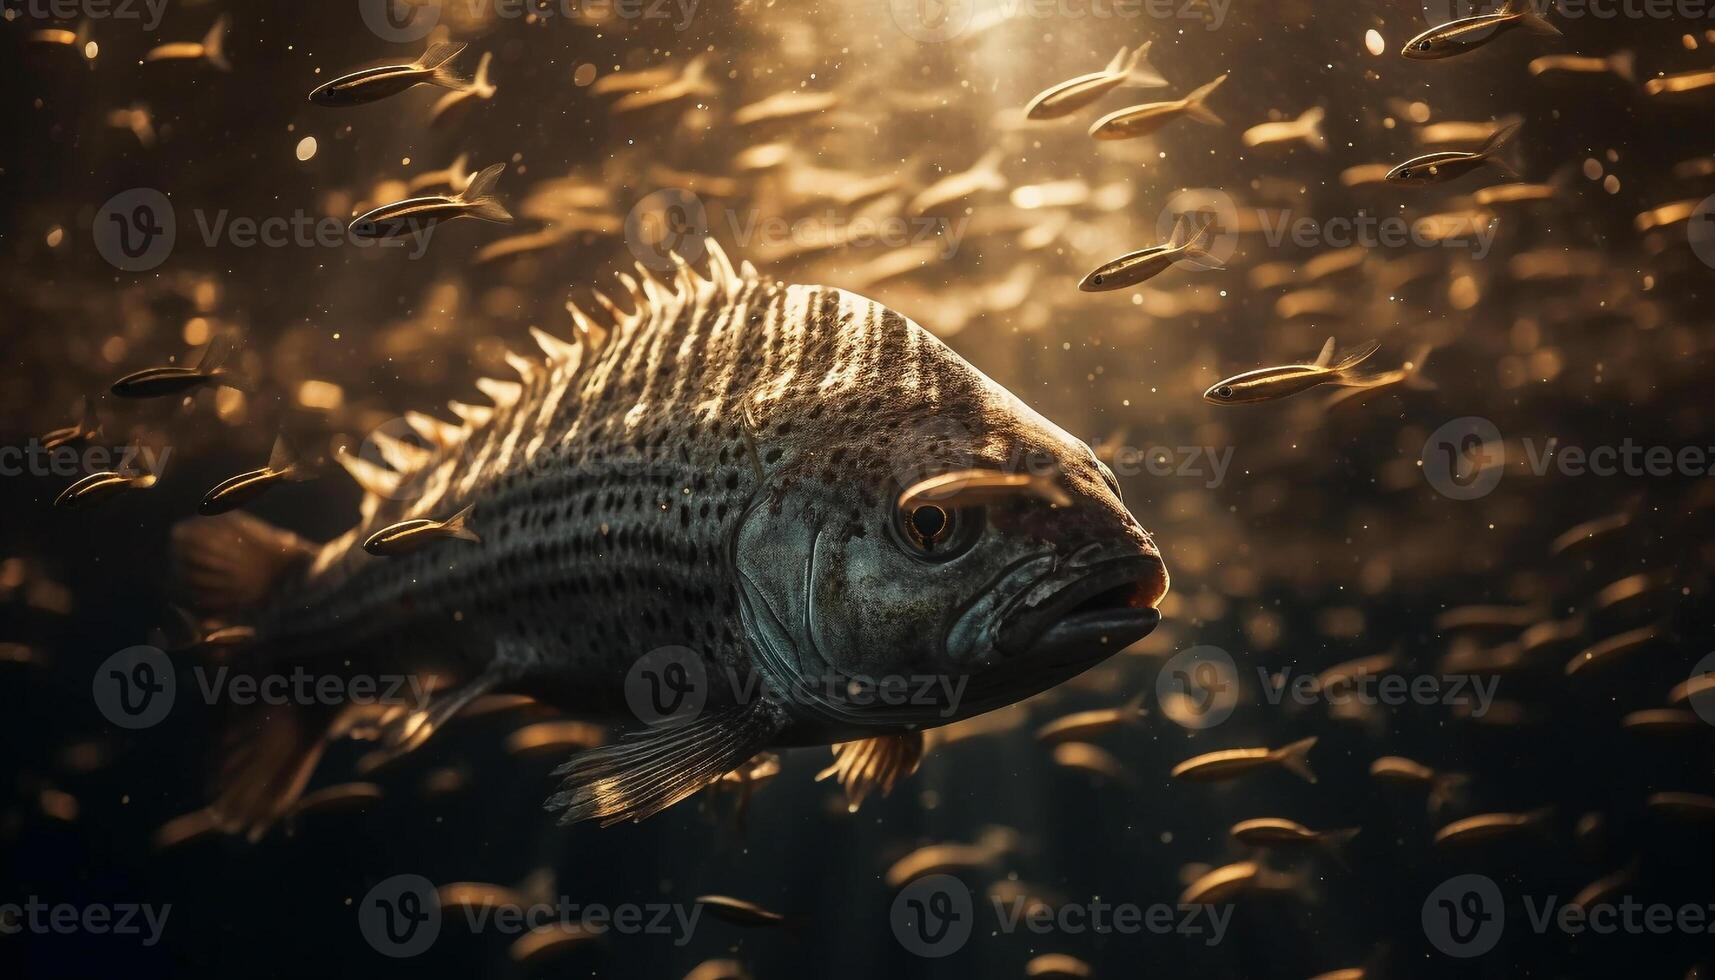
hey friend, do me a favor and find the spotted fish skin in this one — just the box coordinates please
[201,239,1166,829]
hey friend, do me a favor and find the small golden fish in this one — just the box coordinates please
[1079,213,1223,291]
[1619,708,1703,734]
[309,40,470,106]
[54,469,158,509]
[1645,69,1715,97]
[1171,736,1317,783]
[1088,73,1227,140]
[1402,0,1560,59]
[1387,122,1520,185]
[609,55,717,113]
[1529,51,1634,81]
[1024,43,1166,120]
[363,504,482,557]
[683,959,752,980]
[1646,791,1715,820]
[1564,625,1661,676]
[732,89,839,127]
[908,149,1007,216]
[112,339,233,399]
[1035,691,1148,742]
[199,436,310,515]
[1204,338,1385,405]
[1433,808,1551,846]
[885,826,1017,887]
[1473,181,1560,206]
[1179,861,1303,905]
[1339,163,1394,188]
[144,15,229,71]
[1052,741,1135,787]
[1242,106,1327,151]
[1230,817,1359,854]
[694,895,792,928]
[351,162,513,239]
[1026,953,1094,978]
[504,720,607,755]
[39,398,102,450]
[509,923,601,963]
[1368,756,1468,811]
[898,468,1072,512]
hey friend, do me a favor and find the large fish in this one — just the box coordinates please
[171,240,1169,836]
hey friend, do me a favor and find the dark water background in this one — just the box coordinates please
[4,0,1715,977]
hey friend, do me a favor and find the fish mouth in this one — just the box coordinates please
[996,554,1168,665]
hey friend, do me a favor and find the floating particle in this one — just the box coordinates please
[295,136,318,161]
[1365,30,1385,56]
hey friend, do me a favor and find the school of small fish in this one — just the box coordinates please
[6,1,1715,977]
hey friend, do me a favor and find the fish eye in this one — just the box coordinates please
[1418,40,1432,50]
[1215,385,1234,399]
[1399,169,1413,179]
[1091,274,1105,286]
[893,502,983,561]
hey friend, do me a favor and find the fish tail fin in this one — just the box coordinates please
[1319,827,1361,868]
[683,53,719,96]
[1329,339,1383,375]
[1429,772,1470,814]
[418,40,471,90]
[1272,735,1319,783]
[1404,344,1438,391]
[458,162,515,224]
[202,15,231,71]
[1607,50,1636,82]
[1300,105,1328,152]
[442,503,482,543]
[815,732,925,810]
[545,705,781,826]
[1181,73,1228,127]
[1166,213,1192,250]
[1122,41,1168,88]
[170,511,316,614]
[1479,119,1523,157]
[1512,1,1562,35]
[1178,213,1225,269]
[472,50,495,96]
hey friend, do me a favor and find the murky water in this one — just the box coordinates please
[4,1,1715,977]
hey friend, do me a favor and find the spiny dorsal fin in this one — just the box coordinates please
[590,290,628,333]
[704,237,743,292]
[529,325,581,364]
[503,349,538,381]
[565,299,603,345]
[447,400,494,428]
[474,377,522,409]
[404,411,462,451]
[739,259,760,279]
[633,262,672,308]
[616,271,646,311]
[335,447,402,499]
[668,249,704,293]
[368,430,432,474]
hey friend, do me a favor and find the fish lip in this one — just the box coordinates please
[995,554,1168,664]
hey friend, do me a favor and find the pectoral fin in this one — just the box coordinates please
[816,731,925,810]
[546,704,783,827]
